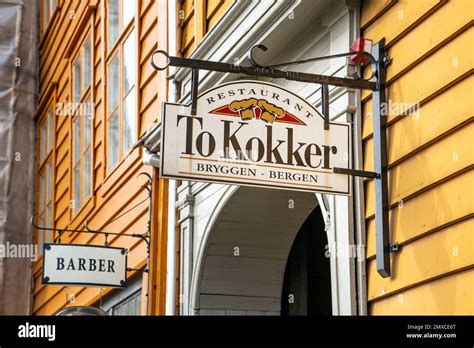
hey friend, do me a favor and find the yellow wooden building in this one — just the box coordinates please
[31,0,472,316]
[33,0,168,315]
[32,0,232,316]
[361,0,473,315]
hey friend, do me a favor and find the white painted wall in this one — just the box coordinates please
[174,0,363,316]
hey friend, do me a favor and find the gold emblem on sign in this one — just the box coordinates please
[229,98,258,120]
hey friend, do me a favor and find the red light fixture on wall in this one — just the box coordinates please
[350,37,373,64]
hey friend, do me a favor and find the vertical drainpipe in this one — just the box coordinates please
[165,0,178,315]
[348,0,368,315]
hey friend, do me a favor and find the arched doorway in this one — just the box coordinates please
[281,205,332,315]
[191,186,331,315]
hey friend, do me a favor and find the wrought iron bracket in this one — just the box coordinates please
[150,39,391,278]
[321,84,330,130]
[127,267,150,273]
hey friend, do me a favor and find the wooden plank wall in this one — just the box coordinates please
[33,0,168,315]
[361,0,473,314]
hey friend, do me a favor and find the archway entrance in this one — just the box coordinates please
[192,186,332,315]
[281,205,332,315]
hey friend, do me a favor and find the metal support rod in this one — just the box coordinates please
[151,50,377,91]
[372,39,391,278]
[322,84,330,130]
[248,44,377,81]
[127,268,150,273]
[31,217,150,246]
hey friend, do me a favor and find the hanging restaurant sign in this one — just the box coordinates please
[160,80,350,194]
[42,244,127,288]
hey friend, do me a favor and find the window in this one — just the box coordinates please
[42,0,57,31]
[107,0,135,52]
[71,35,93,213]
[106,1,136,171]
[73,37,92,104]
[37,107,54,255]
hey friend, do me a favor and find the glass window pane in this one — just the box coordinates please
[84,37,91,89]
[123,31,135,94]
[85,98,91,147]
[73,57,81,104]
[40,120,47,162]
[108,54,120,114]
[48,107,54,151]
[122,0,134,29]
[84,150,91,198]
[108,112,119,171]
[73,117,81,164]
[122,89,135,154]
[74,164,80,211]
[108,0,119,51]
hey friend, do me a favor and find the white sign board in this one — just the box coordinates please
[161,81,350,194]
[42,244,127,288]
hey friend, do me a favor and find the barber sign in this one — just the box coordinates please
[42,244,127,287]
[161,80,350,194]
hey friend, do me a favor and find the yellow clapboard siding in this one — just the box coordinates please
[207,0,232,30]
[56,109,69,133]
[140,53,157,88]
[40,0,86,93]
[182,15,195,56]
[195,0,206,43]
[362,27,474,138]
[363,0,473,82]
[181,0,194,24]
[55,186,69,211]
[140,25,158,64]
[180,0,195,56]
[364,76,473,164]
[140,77,159,114]
[367,219,473,301]
[366,170,473,258]
[365,124,473,218]
[361,0,397,28]
[370,269,474,315]
[180,0,231,56]
[140,99,159,134]
[140,0,154,16]
[34,0,170,314]
[140,1,157,38]
[207,0,224,19]
[55,142,69,170]
[56,120,69,149]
